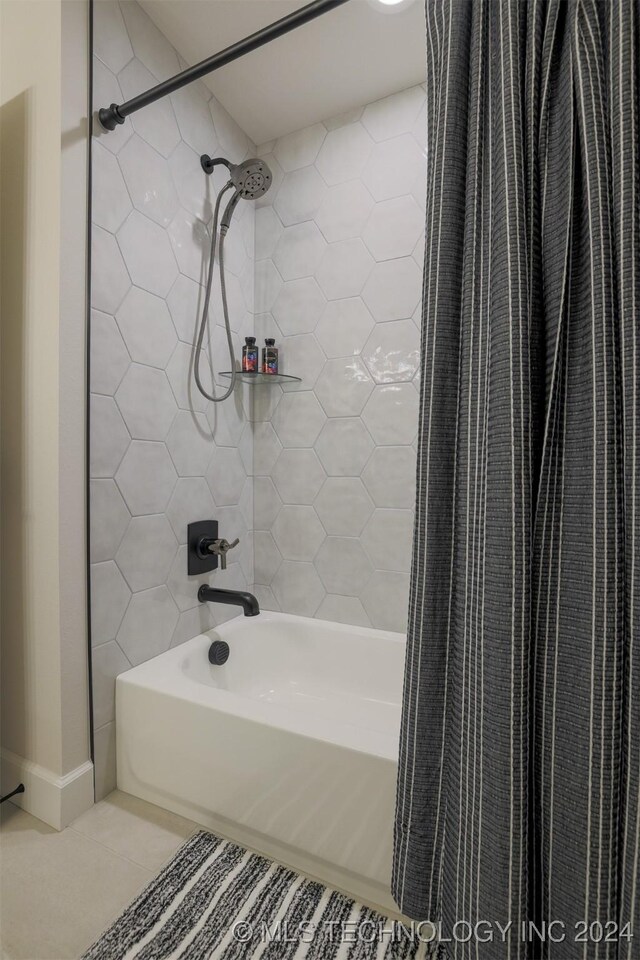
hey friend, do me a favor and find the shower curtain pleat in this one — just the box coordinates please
[393,3,640,958]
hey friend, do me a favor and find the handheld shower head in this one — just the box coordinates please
[229,158,273,199]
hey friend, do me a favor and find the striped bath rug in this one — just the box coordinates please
[82,830,436,959]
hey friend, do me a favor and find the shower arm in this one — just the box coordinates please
[98,0,352,132]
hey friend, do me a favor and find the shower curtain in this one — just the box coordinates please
[394,2,639,958]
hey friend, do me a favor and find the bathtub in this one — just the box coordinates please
[116,610,404,912]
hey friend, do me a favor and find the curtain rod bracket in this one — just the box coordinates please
[98,104,125,131]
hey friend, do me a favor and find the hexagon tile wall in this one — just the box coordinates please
[90,0,426,797]
[90,0,256,798]
[252,87,426,634]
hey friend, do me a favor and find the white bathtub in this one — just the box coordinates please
[116,610,404,912]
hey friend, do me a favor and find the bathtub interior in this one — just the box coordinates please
[181,612,404,732]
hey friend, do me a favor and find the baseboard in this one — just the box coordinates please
[1,749,94,830]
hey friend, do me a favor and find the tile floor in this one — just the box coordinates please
[1,789,406,959]
[0,791,198,960]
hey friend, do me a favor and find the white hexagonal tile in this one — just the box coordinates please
[254,477,282,530]
[315,357,373,418]
[119,0,180,82]
[362,382,419,445]
[92,226,131,315]
[166,275,203,343]
[167,209,209,284]
[166,477,215,542]
[272,449,326,504]
[207,388,247,447]
[168,142,213,224]
[171,605,217,647]
[272,392,326,448]
[412,232,425,270]
[166,410,213,476]
[167,544,211,612]
[115,286,177,368]
[117,585,179,666]
[253,531,282,584]
[118,59,180,158]
[316,594,371,628]
[90,479,130,562]
[92,142,132,233]
[255,207,284,261]
[92,639,131,728]
[362,318,420,383]
[315,298,374,359]
[208,96,249,160]
[272,561,325,616]
[314,418,374,476]
[93,1,132,73]
[117,211,178,297]
[362,508,414,573]
[252,585,280,612]
[362,134,426,202]
[116,514,178,592]
[362,446,417,508]
[273,222,326,281]
[360,570,410,632]
[315,239,373,300]
[279,334,325,391]
[412,98,427,148]
[115,364,177,440]
[239,479,254,529]
[316,181,374,243]
[205,446,246,505]
[315,477,373,536]
[170,85,217,157]
[272,277,326,336]
[274,123,326,172]
[91,310,130,396]
[90,561,131,646]
[361,87,425,142]
[272,506,325,561]
[253,422,283,475]
[316,123,373,185]
[118,135,179,227]
[92,58,133,155]
[165,342,209,414]
[90,394,130,477]
[254,259,284,314]
[314,538,373,595]
[274,167,327,226]
[250,377,283,423]
[362,196,423,262]
[115,441,177,515]
[361,258,422,322]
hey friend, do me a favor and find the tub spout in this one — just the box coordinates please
[197,585,260,617]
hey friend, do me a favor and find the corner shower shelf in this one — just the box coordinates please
[219,371,302,385]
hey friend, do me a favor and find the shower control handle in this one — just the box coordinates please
[202,537,239,570]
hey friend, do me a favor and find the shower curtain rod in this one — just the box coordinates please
[98,0,351,132]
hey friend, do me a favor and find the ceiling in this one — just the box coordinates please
[140,0,426,145]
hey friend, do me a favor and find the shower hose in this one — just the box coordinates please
[193,180,237,403]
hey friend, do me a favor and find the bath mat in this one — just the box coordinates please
[82,830,437,959]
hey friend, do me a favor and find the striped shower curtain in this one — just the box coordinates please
[394,2,639,958]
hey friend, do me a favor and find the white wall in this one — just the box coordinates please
[0,0,93,828]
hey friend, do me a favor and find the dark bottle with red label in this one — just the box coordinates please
[242,337,258,373]
[262,338,278,375]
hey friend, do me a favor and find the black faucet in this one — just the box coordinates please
[197,585,260,617]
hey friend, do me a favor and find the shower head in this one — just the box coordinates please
[200,154,272,200]
[229,159,273,199]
